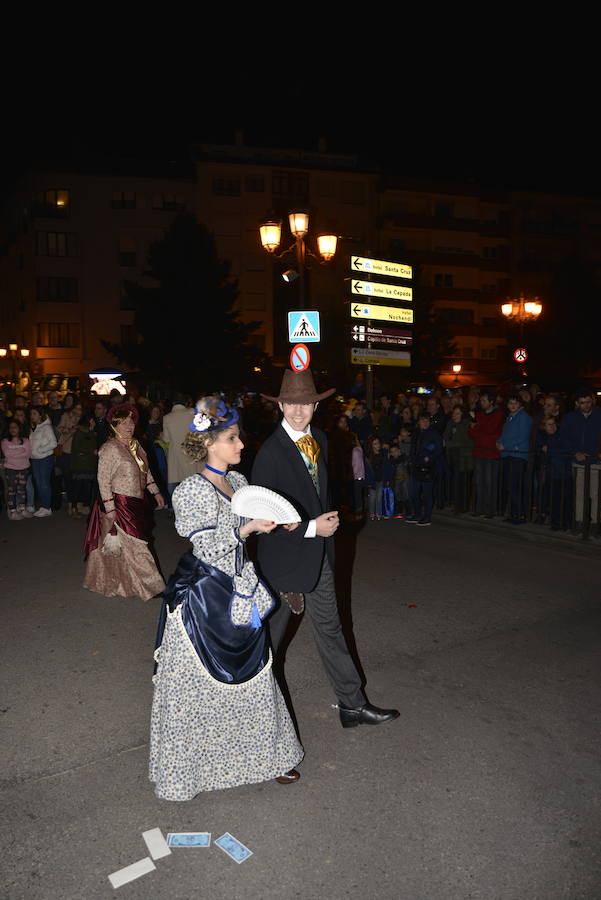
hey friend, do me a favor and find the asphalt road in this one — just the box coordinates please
[1,507,600,900]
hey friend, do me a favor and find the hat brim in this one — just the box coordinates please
[260,387,336,405]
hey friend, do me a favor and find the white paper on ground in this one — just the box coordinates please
[108,857,156,889]
[142,828,172,860]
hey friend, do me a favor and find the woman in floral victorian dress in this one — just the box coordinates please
[149,397,303,801]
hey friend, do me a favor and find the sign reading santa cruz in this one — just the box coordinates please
[351,255,412,280]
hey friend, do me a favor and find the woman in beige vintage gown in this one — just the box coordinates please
[83,403,165,600]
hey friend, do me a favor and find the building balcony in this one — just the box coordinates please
[440,323,506,339]
[379,212,480,233]
[479,221,511,238]
[30,203,70,220]
[378,211,512,238]
[419,286,487,302]
[389,248,510,271]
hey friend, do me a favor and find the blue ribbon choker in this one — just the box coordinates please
[205,464,227,476]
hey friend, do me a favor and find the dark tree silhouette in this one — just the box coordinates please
[527,255,601,380]
[410,266,456,381]
[102,212,267,393]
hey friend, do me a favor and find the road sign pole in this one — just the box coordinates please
[296,235,306,310]
[365,249,374,410]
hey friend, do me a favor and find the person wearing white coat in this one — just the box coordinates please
[162,397,203,497]
[29,407,57,516]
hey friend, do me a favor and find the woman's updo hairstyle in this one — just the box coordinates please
[182,429,218,463]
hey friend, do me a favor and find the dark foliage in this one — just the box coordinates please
[102,213,267,393]
[520,255,601,380]
[411,266,456,380]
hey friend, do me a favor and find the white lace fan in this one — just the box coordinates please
[231,485,301,524]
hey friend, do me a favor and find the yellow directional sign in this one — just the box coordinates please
[351,256,412,280]
[350,302,414,325]
[351,348,411,367]
[351,279,412,302]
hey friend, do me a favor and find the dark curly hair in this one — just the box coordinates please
[182,430,219,463]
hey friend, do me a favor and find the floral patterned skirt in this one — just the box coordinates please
[149,606,303,800]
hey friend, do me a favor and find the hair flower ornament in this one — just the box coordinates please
[190,411,211,433]
[189,395,240,433]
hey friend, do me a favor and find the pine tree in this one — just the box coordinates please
[102,212,266,393]
[410,265,456,381]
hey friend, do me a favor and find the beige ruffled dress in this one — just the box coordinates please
[83,439,165,601]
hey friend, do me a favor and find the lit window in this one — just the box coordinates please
[34,190,70,218]
[37,322,80,347]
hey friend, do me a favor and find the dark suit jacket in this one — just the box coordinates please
[251,423,334,593]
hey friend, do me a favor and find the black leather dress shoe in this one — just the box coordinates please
[338,702,400,728]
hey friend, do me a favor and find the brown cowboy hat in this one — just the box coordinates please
[261,369,336,404]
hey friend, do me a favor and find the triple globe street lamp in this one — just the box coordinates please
[0,342,30,388]
[500,294,543,369]
[501,294,543,325]
[259,211,338,308]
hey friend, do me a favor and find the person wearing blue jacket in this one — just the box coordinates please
[559,391,601,463]
[537,416,573,529]
[497,395,532,523]
[407,413,443,526]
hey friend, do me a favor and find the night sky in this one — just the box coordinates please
[2,55,598,198]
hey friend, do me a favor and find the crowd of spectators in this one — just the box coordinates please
[2,383,600,535]
[316,384,601,532]
[0,389,170,520]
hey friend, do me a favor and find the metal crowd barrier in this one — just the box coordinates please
[437,452,601,541]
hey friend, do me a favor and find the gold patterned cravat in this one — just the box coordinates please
[295,434,321,466]
[127,438,148,475]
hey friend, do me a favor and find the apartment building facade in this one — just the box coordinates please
[0,145,378,390]
[0,166,197,389]
[193,140,378,361]
[377,178,513,386]
[1,143,600,394]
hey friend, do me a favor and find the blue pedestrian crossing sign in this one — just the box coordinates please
[288,310,320,343]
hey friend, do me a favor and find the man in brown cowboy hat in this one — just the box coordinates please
[251,368,399,728]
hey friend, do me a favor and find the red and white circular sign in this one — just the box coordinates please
[513,347,528,363]
[290,343,310,372]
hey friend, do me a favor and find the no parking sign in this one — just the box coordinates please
[290,343,310,372]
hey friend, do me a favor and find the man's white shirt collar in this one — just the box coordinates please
[281,418,312,442]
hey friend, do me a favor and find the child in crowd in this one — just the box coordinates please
[71,416,99,516]
[365,436,393,520]
[1,420,32,520]
[538,415,572,530]
[392,426,412,516]
[351,436,366,520]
